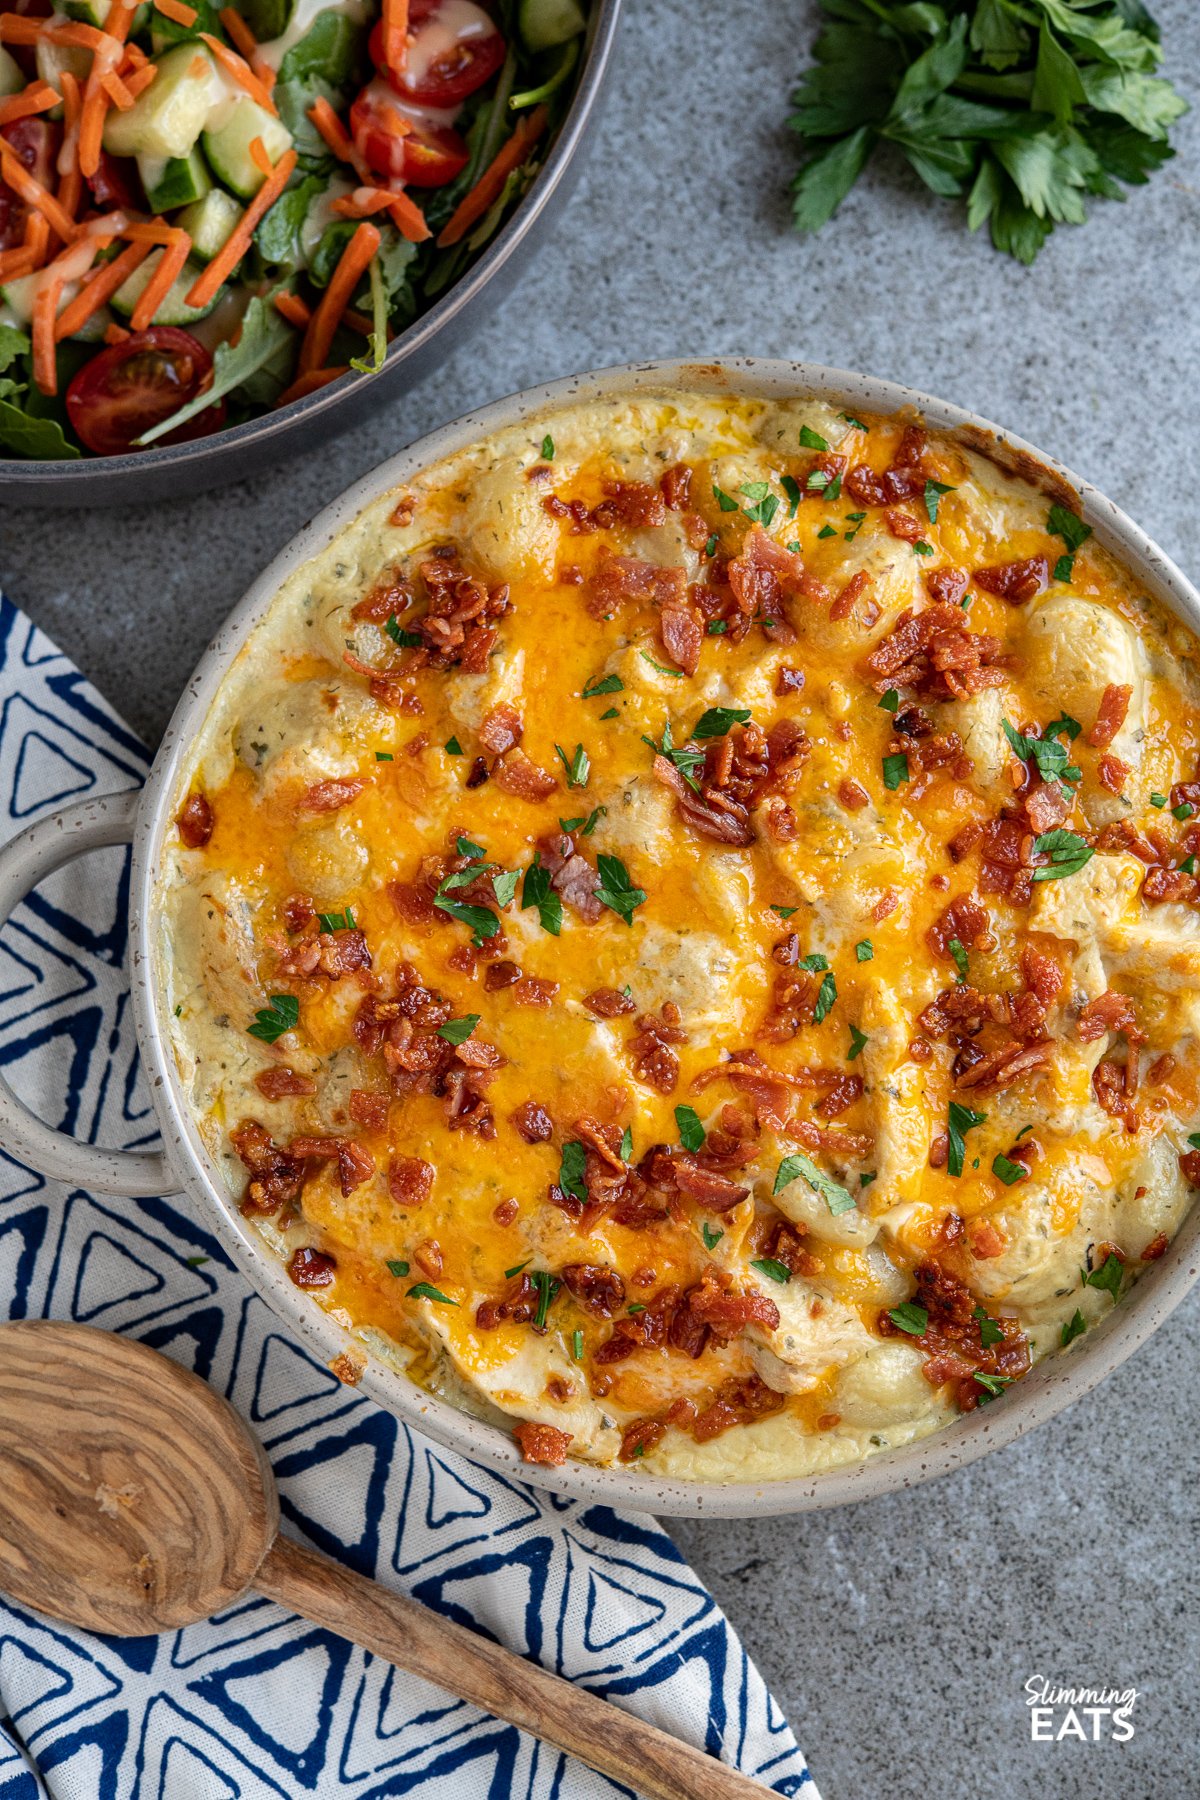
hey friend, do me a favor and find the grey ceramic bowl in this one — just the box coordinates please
[1,357,1198,1516]
[0,0,622,507]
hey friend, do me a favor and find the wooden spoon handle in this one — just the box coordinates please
[256,1534,770,1800]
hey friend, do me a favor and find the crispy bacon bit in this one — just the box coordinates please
[660,462,693,509]
[1087,682,1132,749]
[691,1373,786,1443]
[1142,865,1200,905]
[872,889,899,922]
[494,1197,519,1228]
[349,1089,388,1129]
[562,1262,626,1317]
[400,552,512,673]
[1182,1150,1200,1186]
[176,793,214,848]
[1023,780,1070,834]
[478,702,523,755]
[289,1134,375,1196]
[485,960,522,990]
[925,566,968,606]
[619,1419,666,1462]
[584,986,636,1017]
[492,750,558,802]
[776,665,805,695]
[660,599,703,675]
[864,604,1008,702]
[630,1005,686,1094]
[512,976,559,1007]
[352,577,413,623]
[1077,990,1139,1043]
[466,756,489,788]
[1141,1231,1169,1261]
[972,556,1050,605]
[513,1420,572,1465]
[1097,753,1130,793]
[511,1100,554,1143]
[687,1283,780,1336]
[659,716,808,849]
[969,1220,1006,1259]
[838,778,870,811]
[232,1120,306,1215]
[254,1067,316,1099]
[587,551,687,617]
[883,508,922,543]
[1093,1058,1140,1131]
[927,895,990,961]
[878,1260,1030,1411]
[476,1270,538,1329]
[388,1155,435,1206]
[538,831,603,922]
[289,1245,337,1288]
[829,570,870,622]
[297,778,365,813]
[726,527,807,627]
[277,927,372,981]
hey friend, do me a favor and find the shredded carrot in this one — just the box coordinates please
[218,6,257,59]
[23,210,50,270]
[307,95,356,164]
[54,238,149,339]
[326,185,430,242]
[101,67,135,108]
[386,190,430,243]
[249,133,272,177]
[275,365,349,409]
[104,320,131,344]
[330,188,395,218]
[381,0,408,76]
[273,290,312,329]
[200,34,277,114]
[0,247,37,281]
[0,16,45,44]
[437,105,547,248]
[32,278,63,395]
[122,218,183,244]
[299,220,380,374]
[155,0,198,24]
[122,61,157,98]
[0,145,79,243]
[184,146,297,309]
[122,40,148,66]
[55,71,84,225]
[130,227,190,330]
[0,82,60,128]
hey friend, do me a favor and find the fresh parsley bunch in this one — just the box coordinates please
[789,0,1188,262]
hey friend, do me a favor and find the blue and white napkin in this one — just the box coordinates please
[0,594,816,1800]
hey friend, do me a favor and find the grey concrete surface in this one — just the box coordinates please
[3,2,1200,1796]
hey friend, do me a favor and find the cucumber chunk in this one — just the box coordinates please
[518,0,585,51]
[111,248,216,325]
[103,42,226,160]
[177,186,244,262]
[149,0,219,49]
[140,146,212,212]
[0,46,22,99]
[239,0,293,43]
[202,98,292,199]
[66,0,149,27]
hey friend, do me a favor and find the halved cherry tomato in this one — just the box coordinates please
[65,328,226,457]
[87,150,143,212]
[369,0,505,107]
[350,81,469,187]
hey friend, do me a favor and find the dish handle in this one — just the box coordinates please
[0,789,176,1197]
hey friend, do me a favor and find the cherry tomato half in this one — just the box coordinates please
[369,0,505,107]
[65,328,226,457]
[350,81,470,187]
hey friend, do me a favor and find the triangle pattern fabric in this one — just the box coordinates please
[0,595,816,1799]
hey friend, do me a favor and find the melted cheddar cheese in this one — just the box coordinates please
[161,390,1200,1484]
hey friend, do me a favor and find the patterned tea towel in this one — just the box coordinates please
[0,594,817,1800]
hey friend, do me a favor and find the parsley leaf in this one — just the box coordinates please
[445,736,463,756]
[1031,828,1094,880]
[848,1024,868,1061]
[855,939,873,962]
[774,1150,856,1216]
[675,1104,706,1152]
[1002,718,1081,787]
[713,482,740,512]
[317,908,356,932]
[541,434,555,460]
[992,1153,1027,1185]
[559,1140,588,1203]
[799,424,829,450]
[925,479,955,522]
[407,1283,457,1305]
[642,720,704,792]
[739,481,780,527]
[947,1101,987,1177]
[434,892,500,944]
[386,1258,410,1277]
[974,1304,1004,1347]
[701,1221,724,1251]
[1048,502,1092,554]
[882,751,910,790]
[888,1301,928,1337]
[640,650,685,678]
[248,994,299,1043]
[522,855,563,936]
[437,1014,480,1046]
[693,706,751,739]
[594,854,646,927]
[491,869,520,909]
[948,936,970,980]
[384,616,421,647]
[782,473,802,517]
[555,742,590,788]
[751,1257,792,1285]
[973,1371,1011,1400]
[1061,1308,1087,1347]
[1083,1251,1124,1301]
[583,673,623,698]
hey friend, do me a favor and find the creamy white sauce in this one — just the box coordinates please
[256,0,372,73]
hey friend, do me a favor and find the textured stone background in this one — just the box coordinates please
[4,2,1199,1795]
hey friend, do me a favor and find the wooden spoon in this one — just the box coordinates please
[0,1320,773,1799]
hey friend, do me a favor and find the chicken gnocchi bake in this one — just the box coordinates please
[162,388,1200,1483]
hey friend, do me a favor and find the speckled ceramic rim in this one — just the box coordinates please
[13,358,1200,1515]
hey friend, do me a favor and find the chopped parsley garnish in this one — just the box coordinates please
[640,650,685,677]
[457,836,485,860]
[1182,856,1198,875]
[751,1257,792,1285]
[882,751,909,790]
[437,1014,479,1046]
[583,673,623,698]
[445,736,463,756]
[813,970,837,1021]
[887,1302,928,1337]
[384,616,422,647]
[739,480,779,527]
[1054,554,1076,583]
[1083,1252,1123,1302]
[948,936,969,981]
[1174,802,1195,821]
[1031,828,1094,881]
[774,1150,856,1216]
[701,1222,724,1251]
[847,1024,868,1061]
[572,1328,584,1361]
[859,1171,876,1188]
[878,688,899,713]
[1048,503,1092,555]
[855,939,873,962]
[248,994,299,1043]
[433,890,500,944]
[375,750,393,761]
[619,1125,633,1161]
[704,534,719,559]
[555,742,590,788]
[1002,719,1081,787]
[601,707,619,720]
[675,1104,706,1151]
[1061,1309,1087,1348]
[799,425,829,451]
[806,466,834,493]
[595,853,646,926]
[407,1283,457,1305]
[772,904,798,919]
[505,1259,532,1279]
[973,1371,1011,1400]
[1150,792,1167,809]
[521,855,562,936]
[707,618,727,633]
[530,1269,559,1329]
[386,1259,410,1278]
[818,523,837,539]
[974,1304,1004,1348]
[316,907,355,932]
[947,1101,987,1178]
[541,434,554,460]
[799,952,829,971]
[844,511,866,541]
[713,482,740,512]
[559,1140,588,1203]
[627,1302,645,1315]
[491,869,520,908]
[560,805,605,836]
[912,540,934,556]
[693,706,751,739]
[991,1153,1027,1186]
[924,480,954,523]
[781,474,802,517]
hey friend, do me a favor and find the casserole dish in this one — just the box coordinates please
[2,357,1199,1517]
